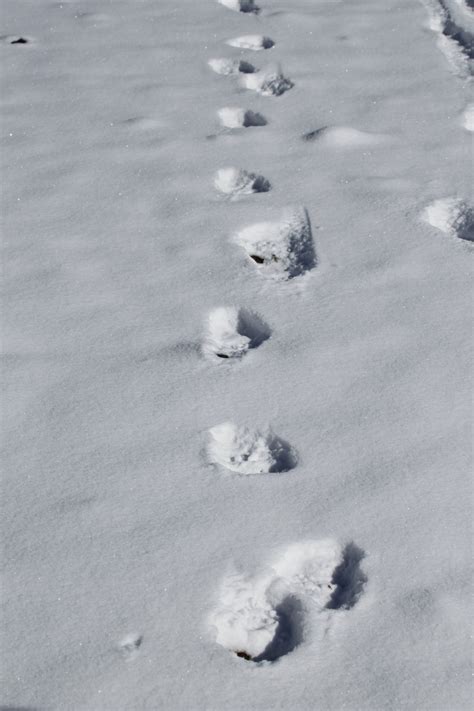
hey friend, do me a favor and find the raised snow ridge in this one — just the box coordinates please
[422,197,474,242]
[208,422,296,474]
[203,306,270,360]
[235,207,316,280]
[214,167,271,197]
[303,126,389,147]
[210,540,366,662]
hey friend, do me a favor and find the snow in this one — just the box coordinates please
[1,0,472,708]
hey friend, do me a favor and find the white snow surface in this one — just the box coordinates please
[1,0,473,709]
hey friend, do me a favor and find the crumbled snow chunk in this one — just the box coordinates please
[214,167,270,197]
[226,35,274,51]
[240,65,293,96]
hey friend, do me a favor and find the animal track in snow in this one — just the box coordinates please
[218,107,268,129]
[210,540,366,662]
[240,64,294,96]
[118,633,143,660]
[422,197,474,242]
[302,126,389,147]
[226,35,274,51]
[462,103,474,130]
[203,306,271,361]
[214,167,271,197]
[208,58,256,76]
[207,422,297,475]
[235,207,316,280]
[218,0,260,13]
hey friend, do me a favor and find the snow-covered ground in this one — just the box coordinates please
[1,0,472,709]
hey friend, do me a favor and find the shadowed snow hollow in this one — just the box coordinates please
[240,64,293,96]
[207,422,296,474]
[214,167,271,197]
[422,197,474,242]
[217,107,267,129]
[210,539,365,662]
[203,306,270,360]
[226,35,274,51]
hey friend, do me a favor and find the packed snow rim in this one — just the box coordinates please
[207,422,297,474]
[203,306,271,361]
[240,63,294,96]
[209,540,367,662]
[226,35,274,51]
[422,197,474,242]
[234,206,317,280]
[217,107,267,129]
[214,167,271,197]
[217,0,260,14]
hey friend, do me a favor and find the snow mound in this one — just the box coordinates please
[226,35,274,51]
[235,207,316,280]
[214,167,271,197]
[207,422,296,474]
[304,126,389,147]
[217,0,259,13]
[203,306,270,360]
[240,64,294,96]
[462,103,474,131]
[210,539,365,661]
[208,58,256,76]
[422,197,474,242]
[218,107,267,128]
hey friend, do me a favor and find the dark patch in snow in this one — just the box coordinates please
[243,111,267,127]
[326,542,367,610]
[253,596,305,662]
[302,127,328,141]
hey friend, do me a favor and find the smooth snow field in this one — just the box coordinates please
[1,0,473,709]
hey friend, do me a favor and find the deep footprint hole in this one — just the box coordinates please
[243,111,267,128]
[326,542,367,610]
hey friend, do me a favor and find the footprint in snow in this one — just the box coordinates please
[207,422,297,475]
[118,633,143,660]
[302,126,390,147]
[208,58,257,76]
[226,35,274,51]
[234,207,316,280]
[422,197,474,243]
[218,107,268,129]
[240,63,293,96]
[214,167,271,198]
[218,0,260,13]
[203,306,271,361]
[209,540,366,662]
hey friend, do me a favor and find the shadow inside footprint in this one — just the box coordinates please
[269,436,298,473]
[11,37,28,44]
[326,542,367,610]
[237,309,271,348]
[253,596,305,662]
[302,127,327,141]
